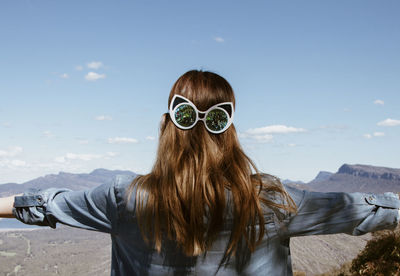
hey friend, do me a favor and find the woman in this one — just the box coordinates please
[1,70,399,275]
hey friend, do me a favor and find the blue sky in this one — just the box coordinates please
[1,0,399,184]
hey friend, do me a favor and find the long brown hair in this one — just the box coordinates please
[127,70,296,258]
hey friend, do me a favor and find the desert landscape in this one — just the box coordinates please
[1,164,399,275]
[0,227,372,276]
[0,227,110,276]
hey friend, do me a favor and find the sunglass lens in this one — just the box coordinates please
[206,109,228,132]
[175,104,196,127]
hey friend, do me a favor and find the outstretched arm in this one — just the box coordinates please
[281,185,400,238]
[12,181,120,233]
[0,194,21,218]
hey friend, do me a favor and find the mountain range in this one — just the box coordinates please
[1,163,399,197]
[306,163,400,193]
[0,168,136,197]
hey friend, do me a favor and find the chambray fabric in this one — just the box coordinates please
[13,174,400,276]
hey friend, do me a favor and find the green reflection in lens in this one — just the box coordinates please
[175,104,196,127]
[206,109,228,131]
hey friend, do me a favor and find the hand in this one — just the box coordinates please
[0,195,19,218]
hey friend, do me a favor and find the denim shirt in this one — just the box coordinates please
[13,174,400,276]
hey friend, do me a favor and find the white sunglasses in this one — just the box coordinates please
[168,95,234,134]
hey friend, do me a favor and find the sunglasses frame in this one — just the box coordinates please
[168,94,234,134]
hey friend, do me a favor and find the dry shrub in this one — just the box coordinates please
[318,262,352,276]
[350,228,400,276]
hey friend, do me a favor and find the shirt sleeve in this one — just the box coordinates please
[12,180,118,234]
[280,185,400,238]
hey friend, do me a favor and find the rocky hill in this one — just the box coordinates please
[338,164,400,180]
[308,171,333,184]
[282,179,312,191]
[306,164,400,193]
[0,168,136,197]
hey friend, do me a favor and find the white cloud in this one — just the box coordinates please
[85,72,106,81]
[252,134,274,142]
[43,130,54,138]
[108,137,138,144]
[239,132,273,142]
[146,136,155,141]
[66,153,102,161]
[374,99,384,105]
[364,132,385,139]
[60,73,69,79]
[0,158,29,168]
[54,153,103,163]
[87,61,103,70]
[11,159,27,167]
[95,115,112,121]
[2,122,11,128]
[373,132,385,137]
[37,162,59,168]
[54,156,66,163]
[239,124,305,143]
[0,146,23,158]
[246,125,306,135]
[214,37,224,43]
[78,139,89,144]
[75,65,83,71]
[377,118,400,127]
[54,150,118,164]
[288,143,296,147]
